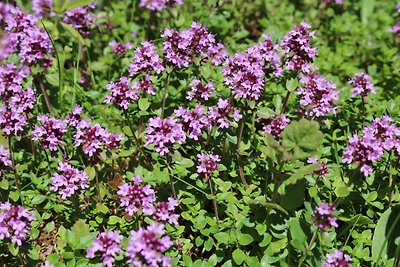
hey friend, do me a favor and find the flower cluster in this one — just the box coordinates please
[153,197,180,225]
[145,116,186,155]
[66,105,83,127]
[126,223,173,267]
[86,230,123,267]
[162,22,227,68]
[349,72,375,97]
[104,76,139,109]
[140,0,183,11]
[0,107,28,136]
[307,157,330,177]
[196,153,220,177]
[0,64,30,100]
[129,41,164,76]
[323,0,343,5]
[208,98,242,128]
[322,250,351,267]
[41,262,54,267]
[223,35,281,100]
[1,4,53,67]
[109,40,133,56]
[280,22,317,73]
[343,116,400,176]
[261,114,290,139]
[32,115,67,151]
[297,72,339,117]
[74,120,122,163]
[313,202,338,230]
[32,0,55,19]
[133,75,157,95]
[117,176,156,216]
[174,105,209,140]
[62,3,96,36]
[0,202,35,246]
[187,79,215,102]
[50,162,89,199]
[0,146,11,170]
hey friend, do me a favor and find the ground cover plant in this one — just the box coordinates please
[0,0,400,266]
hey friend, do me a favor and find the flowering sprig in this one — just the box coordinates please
[145,116,186,155]
[126,223,173,267]
[117,176,156,216]
[322,250,351,267]
[86,230,123,267]
[50,162,89,199]
[0,202,35,246]
[196,153,220,177]
[32,115,68,151]
[104,76,139,110]
[313,202,338,230]
[349,72,375,97]
[153,197,180,225]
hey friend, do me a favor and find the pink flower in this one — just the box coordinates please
[86,230,123,267]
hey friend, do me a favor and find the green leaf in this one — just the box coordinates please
[214,232,231,244]
[64,0,93,11]
[286,78,298,92]
[335,186,350,197]
[372,205,400,264]
[31,195,46,205]
[288,218,307,251]
[232,249,246,265]
[108,215,120,225]
[60,22,85,44]
[238,233,253,246]
[45,73,60,87]
[361,0,375,26]
[9,191,19,202]
[281,119,323,160]
[72,220,90,237]
[139,98,150,111]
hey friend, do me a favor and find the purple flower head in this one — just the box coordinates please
[104,76,139,110]
[313,202,338,230]
[307,157,330,177]
[162,22,224,68]
[117,176,156,216]
[323,0,343,5]
[0,146,11,169]
[50,161,89,199]
[261,114,290,139]
[363,116,400,151]
[390,22,400,38]
[18,26,53,67]
[129,41,164,76]
[187,79,215,102]
[322,250,351,267]
[208,98,242,129]
[32,115,67,151]
[174,105,209,140]
[109,40,133,56]
[126,223,173,267]
[74,120,122,163]
[145,116,186,155]
[343,132,384,176]
[223,34,281,100]
[66,105,83,127]
[153,197,180,225]
[10,88,37,113]
[41,262,54,267]
[196,153,220,176]
[133,75,157,95]
[297,72,339,117]
[62,3,96,36]
[0,107,27,136]
[32,0,55,19]
[207,42,228,66]
[349,72,375,97]
[0,34,15,61]
[86,230,123,267]
[280,22,317,73]
[0,202,35,246]
[0,64,30,100]
[139,0,183,11]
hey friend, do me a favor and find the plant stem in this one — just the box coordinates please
[208,176,220,224]
[166,156,176,198]
[8,137,20,190]
[361,96,365,115]
[94,165,102,204]
[237,117,248,188]
[298,230,318,267]
[280,91,291,115]
[38,79,53,114]
[161,72,171,119]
